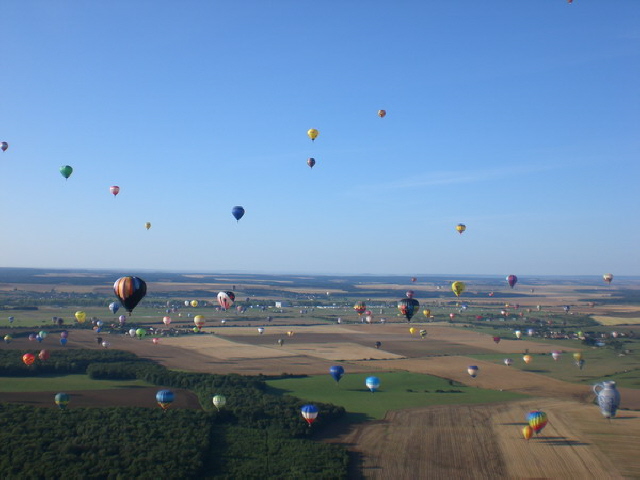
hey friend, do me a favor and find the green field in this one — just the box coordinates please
[0,374,152,392]
[266,371,527,422]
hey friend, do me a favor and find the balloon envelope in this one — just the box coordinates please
[522,425,533,440]
[59,165,73,179]
[467,366,479,378]
[217,291,235,310]
[507,275,518,288]
[365,376,380,392]
[307,158,316,169]
[55,392,70,410]
[156,389,174,410]
[603,273,613,284]
[504,358,513,366]
[377,109,386,118]
[329,365,345,383]
[231,206,245,221]
[456,223,466,234]
[307,128,319,141]
[108,302,120,315]
[451,281,466,297]
[113,276,147,313]
[145,222,151,230]
[398,298,420,322]
[213,394,227,410]
[22,353,36,365]
[110,185,120,197]
[301,404,319,425]
[527,410,548,434]
[75,311,86,323]
[1,141,8,152]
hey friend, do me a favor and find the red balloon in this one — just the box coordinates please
[22,353,36,365]
[38,350,50,361]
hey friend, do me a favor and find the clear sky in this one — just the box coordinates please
[1,1,638,276]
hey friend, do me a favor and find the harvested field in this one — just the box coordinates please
[331,399,639,479]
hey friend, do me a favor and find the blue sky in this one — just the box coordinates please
[1,1,638,276]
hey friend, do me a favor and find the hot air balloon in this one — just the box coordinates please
[194,315,205,330]
[28,333,37,342]
[329,365,344,383]
[101,341,110,348]
[353,301,366,316]
[60,338,68,346]
[456,224,466,235]
[135,328,146,339]
[515,330,522,339]
[467,366,479,378]
[231,206,245,222]
[523,354,532,364]
[522,425,533,440]
[75,311,86,324]
[374,341,382,349]
[507,275,518,289]
[189,300,198,307]
[563,305,571,313]
[55,393,70,410]
[212,394,227,411]
[449,313,456,321]
[527,410,548,434]
[603,273,613,285]
[409,327,416,335]
[398,298,420,322]
[217,291,235,310]
[406,290,414,298]
[593,381,620,419]
[307,128,319,141]
[378,109,386,118]
[451,281,466,297]
[301,404,319,426]
[4,334,12,344]
[551,351,561,361]
[277,338,284,346]
[1,142,8,152]
[22,353,35,365]
[110,186,120,197]
[423,309,431,318]
[504,358,513,366]
[156,390,174,410]
[307,158,316,169]
[38,349,50,361]
[113,276,147,314]
[8,316,14,323]
[152,338,159,345]
[145,222,151,230]
[257,327,264,335]
[366,376,380,392]
[108,302,120,315]
[420,329,427,339]
[163,316,171,326]
[287,330,294,337]
[118,314,126,326]
[411,277,417,283]
[493,336,501,344]
[59,165,73,180]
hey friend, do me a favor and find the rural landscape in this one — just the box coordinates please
[1,268,639,479]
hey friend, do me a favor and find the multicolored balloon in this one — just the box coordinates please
[603,273,613,285]
[507,275,518,289]
[527,410,548,434]
[301,404,319,426]
[398,297,420,322]
[22,353,35,365]
[156,390,174,410]
[307,158,316,169]
[145,222,151,230]
[467,365,479,378]
[353,301,366,316]
[55,392,70,410]
[113,276,147,314]
[217,291,235,310]
[1,142,8,152]
[110,185,120,197]
[456,223,466,235]
[377,109,386,118]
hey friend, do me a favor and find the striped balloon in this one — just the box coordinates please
[113,276,147,313]
[55,392,70,410]
[527,410,548,434]
[301,404,318,426]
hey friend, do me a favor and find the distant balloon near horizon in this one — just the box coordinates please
[307,128,319,141]
[1,141,8,152]
[377,109,386,118]
[451,281,466,297]
[231,206,245,222]
[110,185,120,197]
[456,223,466,235]
[603,273,613,285]
[307,158,316,169]
[59,165,73,180]
[507,275,518,289]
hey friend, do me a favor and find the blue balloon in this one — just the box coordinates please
[365,376,380,392]
[329,365,345,383]
[60,338,67,346]
[231,206,245,222]
[156,389,175,410]
[109,302,120,315]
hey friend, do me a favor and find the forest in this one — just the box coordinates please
[0,350,349,479]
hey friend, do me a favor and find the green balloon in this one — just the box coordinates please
[135,328,146,339]
[59,165,73,179]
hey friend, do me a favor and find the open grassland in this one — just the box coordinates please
[266,371,526,422]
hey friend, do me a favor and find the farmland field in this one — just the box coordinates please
[1,270,640,478]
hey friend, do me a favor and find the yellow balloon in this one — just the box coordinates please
[451,281,466,297]
[522,425,533,440]
[573,352,583,361]
[75,311,86,323]
[409,327,416,335]
[456,223,466,234]
[307,128,319,141]
[423,309,431,317]
[523,354,532,364]
[190,300,198,307]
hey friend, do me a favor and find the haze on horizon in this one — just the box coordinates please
[1,2,638,277]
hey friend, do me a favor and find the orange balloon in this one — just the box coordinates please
[22,353,36,365]
[522,425,534,440]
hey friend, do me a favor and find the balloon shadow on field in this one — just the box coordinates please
[537,436,590,446]
[523,369,551,373]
